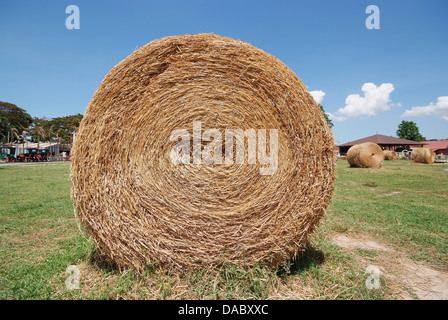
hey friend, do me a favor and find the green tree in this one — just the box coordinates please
[29,117,49,150]
[0,114,7,129]
[0,101,33,143]
[396,120,426,141]
[44,114,83,144]
[319,104,334,128]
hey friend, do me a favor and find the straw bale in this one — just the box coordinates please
[346,142,383,168]
[411,147,435,164]
[383,150,397,160]
[70,34,335,271]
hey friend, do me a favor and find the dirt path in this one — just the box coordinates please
[331,233,448,300]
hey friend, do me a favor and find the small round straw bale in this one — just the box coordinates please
[70,34,335,271]
[411,147,435,164]
[383,150,397,160]
[346,142,384,168]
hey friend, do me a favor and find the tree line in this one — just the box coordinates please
[0,101,82,145]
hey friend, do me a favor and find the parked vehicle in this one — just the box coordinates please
[1,147,17,162]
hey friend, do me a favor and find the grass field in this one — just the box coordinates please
[1,159,447,299]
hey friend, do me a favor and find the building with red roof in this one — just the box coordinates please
[423,140,448,156]
[337,134,427,155]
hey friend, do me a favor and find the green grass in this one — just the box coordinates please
[326,160,448,266]
[0,160,447,299]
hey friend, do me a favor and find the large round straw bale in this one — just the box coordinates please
[346,142,384,168]
[411,147,435,164]
[383,150,397,160]
[71,34,335,271]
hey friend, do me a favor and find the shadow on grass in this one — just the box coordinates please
[88,250,120,273]
[88,245,326,279]
[278,246,325,277]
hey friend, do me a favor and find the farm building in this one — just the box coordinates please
[422,140,448,156]
[337,134,427,155]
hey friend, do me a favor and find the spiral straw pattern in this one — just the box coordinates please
[71,34,335,271]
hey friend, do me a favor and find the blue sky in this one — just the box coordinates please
[1,0,447,143]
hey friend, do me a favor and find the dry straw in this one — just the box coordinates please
[383,150,397,160]
[411,147,435,164]
[71,34,335,272]
[346,142,384,168]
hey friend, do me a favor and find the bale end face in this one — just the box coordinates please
[70,34,335,272]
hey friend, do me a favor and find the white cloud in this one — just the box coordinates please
[401,96,448,121]
[331,83,395,121]
[309,90,325,105]
[327,112,347,122]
